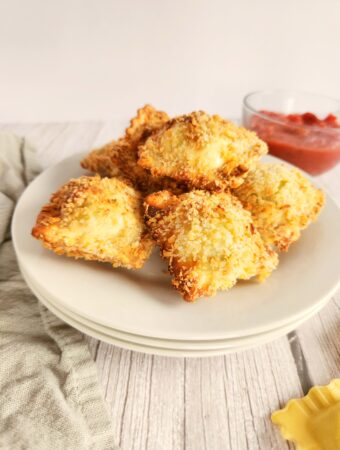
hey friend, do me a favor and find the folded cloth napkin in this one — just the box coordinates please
[0,134,118,450]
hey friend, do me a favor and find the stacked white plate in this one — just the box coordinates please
[12,154,340,357]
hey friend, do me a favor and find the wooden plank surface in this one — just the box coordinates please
[2,121,339,450]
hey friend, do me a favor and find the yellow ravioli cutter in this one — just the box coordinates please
[272,379,340,450]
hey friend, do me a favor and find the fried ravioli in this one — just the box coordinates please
[81,105,182,194]
[82,138,151,189]
[138,111,268,190]
[125,103,169,145]
[144,190,278,301]
[233,163,325,251]
[32,176,153,269]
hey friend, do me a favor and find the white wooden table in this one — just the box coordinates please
[3,121,340,450]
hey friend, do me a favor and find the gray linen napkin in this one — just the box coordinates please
[0,133,118,450]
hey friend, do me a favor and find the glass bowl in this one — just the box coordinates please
[242,90,340,175]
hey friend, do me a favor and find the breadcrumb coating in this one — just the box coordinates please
[32,176,153,269]
[81,105,184,194]
[233,163,325,251]
[144,190,278,301]
[80,140,122,178]
[125,103,169,145]
[139,111,268,190]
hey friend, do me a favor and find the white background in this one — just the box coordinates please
[0,0,339,122]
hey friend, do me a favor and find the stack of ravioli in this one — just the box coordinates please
[32,105,325,301]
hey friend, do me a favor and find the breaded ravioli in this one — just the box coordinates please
[125,103,169,145]
[81,104,169,184]
[82,139,150,188]
[233,163,325,251]
[138,111,268,190]
[32,176,153,269]
[144,190,278,301]
[80,105,182,194]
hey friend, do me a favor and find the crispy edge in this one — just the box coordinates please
[144,190,277,301]
[32,176,153,269]
[144,191,268,302]
[80,141,122,177]
[138,112,268,191]
[81,140,187,195]
[144,190,201,301]
[125,104,170,145]
[269,187,325,252]
[234,165,326,252]
[81,104,169,175]
[80,105,184,194]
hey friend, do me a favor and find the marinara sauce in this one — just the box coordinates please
[250,111,340,175]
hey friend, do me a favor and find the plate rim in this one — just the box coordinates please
[20,267,324,350]
[12,153,340,340]
[20,262,328,349]
[23,265,321,357]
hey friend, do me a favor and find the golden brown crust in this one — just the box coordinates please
[80,141,122,177]
[139,111,268,191]
[144,190,278,301]
[80,105,185,194]
[125,104,170,145]
[32,176,154,269]
[36,104,327,302]
[233,163,325,251]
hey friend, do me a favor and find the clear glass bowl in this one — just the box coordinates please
[242,90,340,175]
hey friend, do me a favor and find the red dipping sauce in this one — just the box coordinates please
[250,110,340,175]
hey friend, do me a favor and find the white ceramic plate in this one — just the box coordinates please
[20,263,326,351]
[22,265,322,357]
[12,153,340,341]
